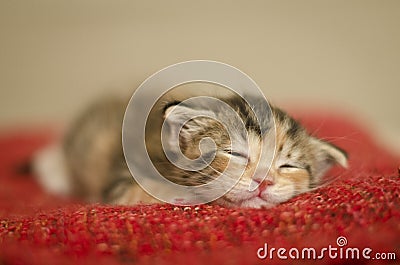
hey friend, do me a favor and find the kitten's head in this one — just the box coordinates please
[161,96,348,208]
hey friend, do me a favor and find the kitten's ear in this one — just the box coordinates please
[163,102,215,128]
[163,101,184,120]
[311,138,348,176]
[162,102,215,145]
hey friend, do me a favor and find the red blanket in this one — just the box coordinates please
[0,113,399,265]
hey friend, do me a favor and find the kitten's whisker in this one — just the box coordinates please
[309,119,327,137]
[310,174,343,191]
[317,131,362,144]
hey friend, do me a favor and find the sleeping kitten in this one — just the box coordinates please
[34,93,347,208]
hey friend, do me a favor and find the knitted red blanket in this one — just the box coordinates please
[0,113,399,265]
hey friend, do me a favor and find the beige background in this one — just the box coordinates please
[0,0,399,154]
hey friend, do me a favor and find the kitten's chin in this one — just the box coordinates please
[239,197,276,209]
[215,191,280,209]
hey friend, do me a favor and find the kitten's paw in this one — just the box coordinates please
[33,144,72,196]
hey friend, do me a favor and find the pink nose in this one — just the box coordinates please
[258,180,274,191]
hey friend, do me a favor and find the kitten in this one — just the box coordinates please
[34,94,348,208]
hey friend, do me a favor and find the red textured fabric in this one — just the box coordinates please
[0,114,399,265]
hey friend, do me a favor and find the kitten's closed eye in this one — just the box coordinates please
[223,149,248,159]
[278,164,309,174]
[279,164,298,169]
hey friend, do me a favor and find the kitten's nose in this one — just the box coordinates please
[248,177,274,191]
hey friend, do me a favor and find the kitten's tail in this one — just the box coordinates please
[33,144,72,197]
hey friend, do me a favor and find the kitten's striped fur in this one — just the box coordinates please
[36,93,347,208]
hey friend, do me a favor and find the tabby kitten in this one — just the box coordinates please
[34,94,347,208]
